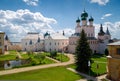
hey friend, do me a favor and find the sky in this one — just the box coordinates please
[0,0,120,42]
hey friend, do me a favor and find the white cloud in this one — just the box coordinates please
[90,0,109,5]
[94,21,120,39]
[23,0,39,6]
[57,28,75,37]
[0,9,57,42]
[101,13,112,19]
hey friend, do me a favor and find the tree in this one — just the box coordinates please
[75,29,92,73]
[50,51,57,58]
[105,48,109,56]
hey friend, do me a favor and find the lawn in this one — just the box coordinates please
[68,54,107,77]
[45,52,69,62]
[0,54,17,61]
[0,66,83,81]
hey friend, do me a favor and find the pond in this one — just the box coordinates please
[0,59,30,70]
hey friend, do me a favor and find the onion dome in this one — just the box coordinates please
[76,17,80,23]
[89,16,94,21]
[44,32,50,38]
[81,10,88,18]
[81,17,86,20]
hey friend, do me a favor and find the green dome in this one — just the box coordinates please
[81,17,86,20]
[44,32,50,38]
[76,17,80,23]
[89,16,94,21]
[81,10,88,18]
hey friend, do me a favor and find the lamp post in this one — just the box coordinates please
[88,60,91,76]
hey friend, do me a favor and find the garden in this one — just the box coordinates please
[0,50,69,70]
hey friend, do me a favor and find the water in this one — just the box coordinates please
[4,60,21,69]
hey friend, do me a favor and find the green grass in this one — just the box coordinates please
[90,62,106,76]
[92,54,107,62]
[45,52,69,62]
[68,54,107,76]
[0,66,82,81]
[0,54,17,61]
[9,50,17,55]
[56,53,69,62]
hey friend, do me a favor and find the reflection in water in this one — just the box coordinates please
[0,59,30,70]
[4,60,21,69]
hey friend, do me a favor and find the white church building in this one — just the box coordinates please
[21,32,69,52]
[21,10,112,54]
[68,10,111,54]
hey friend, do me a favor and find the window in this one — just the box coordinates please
[49,42,51,45]
[62,42,64,45]
[0,42,1,46]
[58,42,59,45]
[55,42,56,45]
[91,33,93,37]
[117,48,120,55]
[26,42,27,45]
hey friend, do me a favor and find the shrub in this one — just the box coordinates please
[34,53,45,64]
[50,51,57,58]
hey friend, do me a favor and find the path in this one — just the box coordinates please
[0,54,75,76]
[46,56,61,63]
[67,68,109,81]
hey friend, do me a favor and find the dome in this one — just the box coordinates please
[76,17,80,23]
[81,10,88,18]
[89,16,94,21]
[81,17,86,20]
[44,32,50,38]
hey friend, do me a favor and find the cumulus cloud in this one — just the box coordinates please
[0,9,57,41]
[23,0,39,6]
[101,13,112,19]
[94,21,120,39]
[90,0,109,5]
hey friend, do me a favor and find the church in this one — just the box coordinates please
[68,10,111,54]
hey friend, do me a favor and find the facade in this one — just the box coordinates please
[0,32,5,54]
[21,32,44,52]
[107,41,120,81]
[68,10,111,54]
[44,33,69,52]
[9,42,22,51]
[4,35,12,51]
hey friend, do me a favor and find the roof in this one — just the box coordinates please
[108,41,120,46]
[0,31,5,34]
[22,33,44,40]
[46,33,68,40]
[105,27,110,35]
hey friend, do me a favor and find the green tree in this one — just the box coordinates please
[105,48,109,56]
[75,29,92,73]
[50,51,57,58]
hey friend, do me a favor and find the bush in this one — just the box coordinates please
[34,53,45,64]
[50,51,57,58]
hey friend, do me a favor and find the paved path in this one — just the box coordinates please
[0,54,75,76]
[46,56,61,63]
[67,68,109,81]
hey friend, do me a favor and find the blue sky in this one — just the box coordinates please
[0,0,120,41]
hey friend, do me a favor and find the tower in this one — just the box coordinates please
[75,17,81,34]
[81,10,88,26]
[105,27,111,40]
[89,16,94,26]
